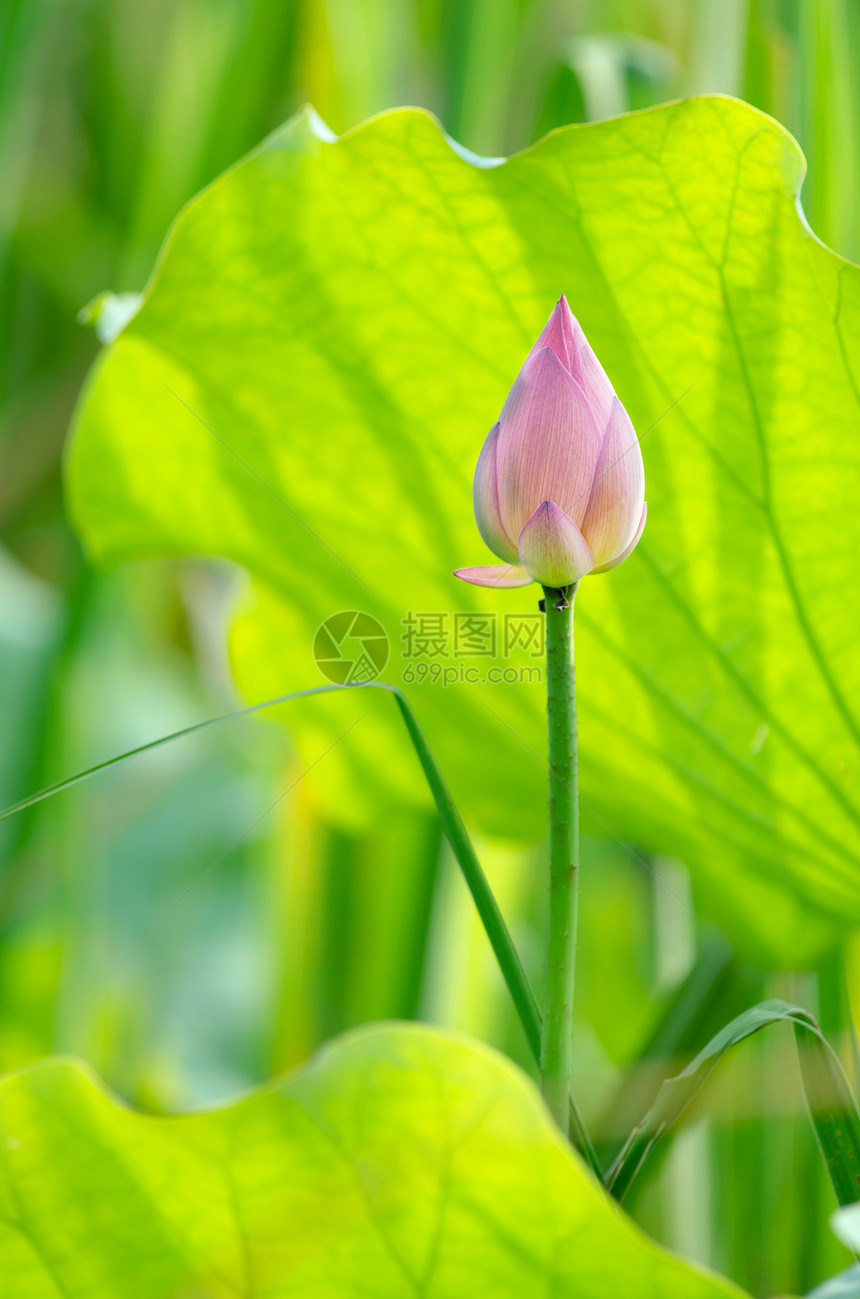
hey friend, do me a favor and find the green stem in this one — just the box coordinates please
[540,583,580,1131]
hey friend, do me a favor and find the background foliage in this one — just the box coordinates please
[1,2,859,1295]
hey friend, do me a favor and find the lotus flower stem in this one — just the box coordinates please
[540,581,580,1131]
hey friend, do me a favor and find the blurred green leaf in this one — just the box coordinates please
[67,96,860,964]
[807,1258,860,1299]
[0,1023,746,1296]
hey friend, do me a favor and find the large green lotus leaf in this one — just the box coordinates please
[0,1023,745,1297]
[67,97,860,962]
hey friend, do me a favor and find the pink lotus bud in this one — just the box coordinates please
[455,297,646,590]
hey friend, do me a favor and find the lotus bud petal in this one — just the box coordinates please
[517,500,595,588]
[473,423,518,563]
[580,398,645,565]
[530,296,616,432]
[591,503,647,574]
[455,296,646,592]
[495,347,602,532]
[453,564,532,588]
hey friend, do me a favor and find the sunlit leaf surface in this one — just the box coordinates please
[0,1024,745,1296]
[68,96,860,962]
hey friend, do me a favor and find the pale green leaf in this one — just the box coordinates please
[67,97,860,962]
[0,1024,746,1296]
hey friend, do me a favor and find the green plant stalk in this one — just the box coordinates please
[540,583,579,1131]
[389,689,598,1175]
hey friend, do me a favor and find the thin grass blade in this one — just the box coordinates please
[607,1000,860,1206]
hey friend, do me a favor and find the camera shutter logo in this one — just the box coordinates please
[313,611,389,684]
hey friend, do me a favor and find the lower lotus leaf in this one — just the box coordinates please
[0,1024,747,1297]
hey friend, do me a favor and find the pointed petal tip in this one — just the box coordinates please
[533,297,617,430]
[553,293,579,326]
[517,500,595,587]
